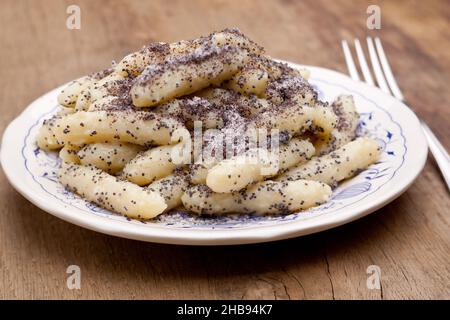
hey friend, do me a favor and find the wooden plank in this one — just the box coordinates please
[0,0,449,299]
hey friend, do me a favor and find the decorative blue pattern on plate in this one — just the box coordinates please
[21,78,407,230]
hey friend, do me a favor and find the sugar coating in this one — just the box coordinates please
[278,137,381,187]
[38,28,381,219]
[58,163,166,219]
[182,180,332,215]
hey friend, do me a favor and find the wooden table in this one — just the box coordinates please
[1,0,449,300]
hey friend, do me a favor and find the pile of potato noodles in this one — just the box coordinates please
[37,28,381,220]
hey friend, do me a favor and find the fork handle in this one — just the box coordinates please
[420,121,450,190]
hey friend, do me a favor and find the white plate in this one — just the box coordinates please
[0,63,427,245]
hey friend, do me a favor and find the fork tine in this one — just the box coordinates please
[354,39,375,86]
[341,40,360,81]
[374,38,405,101]
[366,37,391,94]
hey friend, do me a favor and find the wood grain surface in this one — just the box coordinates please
[1,0,449,300]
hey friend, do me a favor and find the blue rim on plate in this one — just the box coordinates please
[0,64,427,245]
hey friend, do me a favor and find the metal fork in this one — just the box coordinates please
[342,37,450,190]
